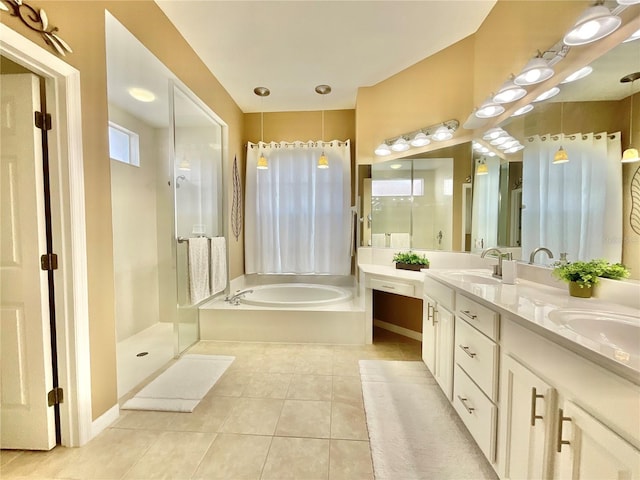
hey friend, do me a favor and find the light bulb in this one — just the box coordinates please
[374,143,391,156]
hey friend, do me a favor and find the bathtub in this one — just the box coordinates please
[200,277,366,344]
[240,283,352,308]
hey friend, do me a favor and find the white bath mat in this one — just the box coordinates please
[122,354,234,412]
[359,360,496,480]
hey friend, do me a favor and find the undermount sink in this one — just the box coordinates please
[548,309,640,359]
[442,271,500,285]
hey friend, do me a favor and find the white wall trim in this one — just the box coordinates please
[1,23,93,447]
[373,319,423,342]
[91,404,119,438]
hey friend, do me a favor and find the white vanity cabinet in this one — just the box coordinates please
[422,277,455,400]
[498,354,556,480]
[452,293,500,461]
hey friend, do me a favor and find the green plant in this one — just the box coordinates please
[552,259,629,288]
[392,252,429,266]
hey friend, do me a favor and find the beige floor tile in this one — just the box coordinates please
[295,355,334,375]
[275,400,331,438]
[225,355,267,373]
[331,356,361,376]
[258,354,300,373]
[56,428,158,480]
[332,376,364,406]
[262,343,304,356]
[0,450,22,467]
[329,439,374,480]
[209,370,252,397]
[243,373,292,399]
[193,433,271,480]
[123,431,215,479]
[166,396,236,432]
[220,397,283,435]
[112,410,181,431]
[261,436,329,480]
[287,374,333,401]
[331,401,369,440]
[188,341,266,356]
[0,447,75,479]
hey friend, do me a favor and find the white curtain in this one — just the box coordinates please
[471,156,500,252]
[522,132,622,263]
[245,140,352,274]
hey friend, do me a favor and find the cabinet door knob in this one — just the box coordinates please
[458,344,477,358]
[556,408,572,452]
[530,387,544,426]
[457,395,475,414]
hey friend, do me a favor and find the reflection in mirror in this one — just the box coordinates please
[472,34,640,276]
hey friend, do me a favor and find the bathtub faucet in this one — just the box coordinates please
[224,289,253,306]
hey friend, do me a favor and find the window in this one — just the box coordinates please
[371,178,424,197]
[108,122,139,166]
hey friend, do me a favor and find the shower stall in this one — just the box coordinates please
[106,13,226,398]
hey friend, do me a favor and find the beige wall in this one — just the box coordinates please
[1,0,243,419]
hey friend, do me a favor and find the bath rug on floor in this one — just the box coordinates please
[359,360,496,480]
[122,354,234,412]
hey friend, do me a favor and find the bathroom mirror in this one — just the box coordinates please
[362,142,472,251]
[471,35,639,273]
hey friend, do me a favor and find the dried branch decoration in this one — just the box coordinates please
[1,0,72,56]
[231,156,242,241]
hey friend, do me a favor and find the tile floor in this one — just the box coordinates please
[1,329,433,480]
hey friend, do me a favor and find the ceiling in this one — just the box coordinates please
[154,0,497,113]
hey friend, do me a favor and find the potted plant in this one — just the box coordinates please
[552,259,629,298]
[392,252,430,271]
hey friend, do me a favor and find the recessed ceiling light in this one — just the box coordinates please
[128,87,156,102]
[390,163,403,169]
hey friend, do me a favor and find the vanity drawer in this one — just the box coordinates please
[453,364,497,462]
[367,277,414,297]
[456,294,499,340]
[423,276,454,311]
[455,317,499,401]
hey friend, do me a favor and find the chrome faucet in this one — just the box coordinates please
[481,247,512,279]
[529,247,554,265]
[224,289,253,306]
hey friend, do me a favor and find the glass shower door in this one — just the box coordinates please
[172,84,224,353]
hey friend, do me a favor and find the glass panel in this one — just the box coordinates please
[371,160,412,248]
[172,84,224,354]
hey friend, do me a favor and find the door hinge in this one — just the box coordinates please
[34,111,52,131]
[41,253,58,271]
[47,387,64,406]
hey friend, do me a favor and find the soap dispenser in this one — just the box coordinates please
[502,255,517,285]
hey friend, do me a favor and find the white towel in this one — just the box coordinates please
[390,232,410,248]
[210,237,227,295]
[188,237,210,304]
[372,233,387,247]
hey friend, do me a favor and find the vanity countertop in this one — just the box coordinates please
[425,269,640,385]
[358,263,426,282]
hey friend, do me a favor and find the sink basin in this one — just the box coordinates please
[442,271,500,285]
[548,309,640,358]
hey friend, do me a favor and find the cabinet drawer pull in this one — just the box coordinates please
[381,285,396,290]
[556,408,572,452]
[460,310,477,320]
[457,395,475,414]
[530,387,544,426]
[458,344,477,358]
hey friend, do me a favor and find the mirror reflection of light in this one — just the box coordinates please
[512,104,534,117]
[561,66,593,84]
[624,28,640,43]
[127,87,156,102]
[533,87,560,102]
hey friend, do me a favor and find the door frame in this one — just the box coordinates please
[1,24,92,447]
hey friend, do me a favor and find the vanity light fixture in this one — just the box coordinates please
[476,159,489,176]
[374,119,459,156]
[374,143,392,156]
[512,104,534,117]
[315,84,331,169]
[554,103,570,164]
[514,55,554,86]
[491,136,510,146]
[482,127,506,141]
[563,4,621,46]
[621,72,640,163]
[561,66,593,84]
[504,144,525,154]
[617,0,640,4]
[254,86,270,170]
[475,99,506,118]
[492,78,527,104]
[533,86,561,102]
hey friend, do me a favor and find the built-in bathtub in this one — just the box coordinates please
[199,276,366,344]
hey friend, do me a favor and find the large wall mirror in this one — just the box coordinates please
[359,142,472,251]
[471,35,640,276]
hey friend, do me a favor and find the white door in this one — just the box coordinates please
[0,73,56,450]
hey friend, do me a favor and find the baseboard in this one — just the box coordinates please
[91,404,119,439]
[374,319,422,342]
